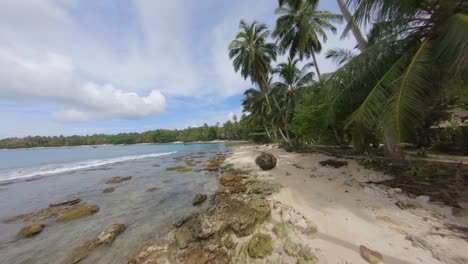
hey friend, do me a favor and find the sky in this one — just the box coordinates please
[0,0,356,138]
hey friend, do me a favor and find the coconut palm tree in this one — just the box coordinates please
[229,20,277,89]
[315,0,468,158]
[273,2,342,82]
[336,0,368,51]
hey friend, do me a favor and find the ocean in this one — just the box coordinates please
[0,143,230,264]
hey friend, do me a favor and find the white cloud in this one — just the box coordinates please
[0,48,166,121]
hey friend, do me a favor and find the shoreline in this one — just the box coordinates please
[226,144,468,264]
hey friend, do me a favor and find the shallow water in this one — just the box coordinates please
[0,143,229,264]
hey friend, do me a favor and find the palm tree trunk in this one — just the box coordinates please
[272,128,279,143]
[336,0,368,52]
[263,124,271,139]
[311,52,322,82]
[278,127,291,145]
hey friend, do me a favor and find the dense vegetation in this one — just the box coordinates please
[0,116,259,149]
[230,0,468,157]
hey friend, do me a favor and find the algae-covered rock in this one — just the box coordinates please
[102,187,115,194]
[106,176,132,184]
[128,240,176,264]
[17,224,44,238]
[283,239,297,256]
[255,153,277,171]
[182,247,230,264]
[249,197,271,224]
[192,194,207,206]
[360,245,383,264]
[219,171,242,187]
[146,187,158,192]
[175,226,193,249]
[56,205,99,223]
[273,223,289,239]
[247,233,273,259]
[223,234,235,249]
[97,224,126,244]
[166,166,192,172]
[297,246,317,264]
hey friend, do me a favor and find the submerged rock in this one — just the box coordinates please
[17,224,44,238]
[255,153,277,171]
[146,187,158,192]
[128,240,176,264]
[360,245,383,264]
[106,176,132,184]
[97,224,126,244]
[49,198,81,207]
[102,187,115,194]
[319,159,348,168]
[192,194,207,206]
[166,166,192,172]
[56,204,99,223]
[247,233,273,259]
[181,248,230,264]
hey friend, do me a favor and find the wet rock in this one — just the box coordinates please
[195,193,259,238]
[175,226,193,249]
[181,248,230,264]
[97,224,126,244]
[106,176,132,184]
[71,224,126,263]
[17,224,44,238]
[102,187,115,193]
[219,171,242,187]
[192,194,207,206]
[297,246,317,264]
[4,201,83,223]
[360,245,383,264]
[319,159,348,168]
[49,198,81,207]
[255,153,277,171]
[146,187,158,192]
[56,204,99,223]
[247,233,273,259]
[128,240,176,264]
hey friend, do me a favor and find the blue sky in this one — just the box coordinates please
[0,0,355,138]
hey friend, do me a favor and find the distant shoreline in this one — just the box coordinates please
[0,140,249,151]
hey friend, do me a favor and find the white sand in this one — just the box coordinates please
[227,144,468,264]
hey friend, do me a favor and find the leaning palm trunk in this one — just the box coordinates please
[311,52,322,82]
[336,0,367,52]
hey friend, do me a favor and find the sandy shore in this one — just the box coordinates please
[227,144,468,264]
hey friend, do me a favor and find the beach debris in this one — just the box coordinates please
[175,226,193,249]
[247,233,273,258]
[255,152,277,171]
[102,187,115,193]
[49,198,81,207]
[106,176,132,184]
[319,159,348,168]
[416,195,430,204]
[17,224,45,238]
[192,194,207,206]
[70,224,126,264]
[146,187,158,192]
[128,240,176,264]
[56,204,99,223]
[359,245,383,264]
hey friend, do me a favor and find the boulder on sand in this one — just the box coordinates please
[255,153,277,171]
[17,224,45,238]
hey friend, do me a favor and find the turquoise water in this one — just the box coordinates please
[0,143,229,264]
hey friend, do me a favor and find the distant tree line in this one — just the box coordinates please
[0,115,267,149]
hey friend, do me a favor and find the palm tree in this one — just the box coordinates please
[336,0,368,51]
[229,20,277,89]
[242,86,278,142]
[315,0,468,158]
[273,1,342,82]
